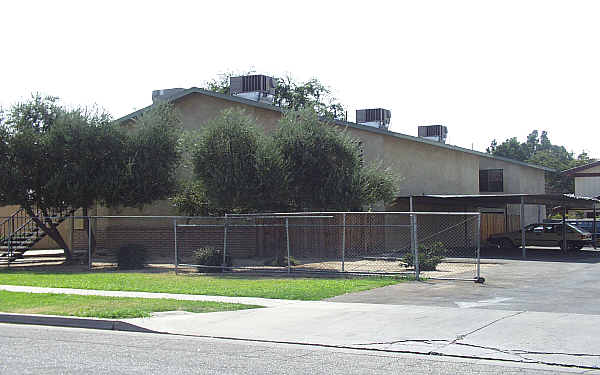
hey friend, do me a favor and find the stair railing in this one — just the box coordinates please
[1,207,27,243]
[1,205,77,253]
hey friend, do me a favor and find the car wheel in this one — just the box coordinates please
[499,238,515,249]
[559,242,578,252]
[559,241,567,251]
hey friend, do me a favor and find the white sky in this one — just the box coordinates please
[1,0,598,157]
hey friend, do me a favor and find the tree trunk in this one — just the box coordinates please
[30,215,73,261]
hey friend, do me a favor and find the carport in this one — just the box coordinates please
[393,194,599,258]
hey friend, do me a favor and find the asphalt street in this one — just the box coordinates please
[328,249,600,314]
[0,324,591,375]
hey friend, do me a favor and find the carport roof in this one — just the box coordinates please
[396,194,600,210]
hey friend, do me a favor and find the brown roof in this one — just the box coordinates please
[563,161,600,175]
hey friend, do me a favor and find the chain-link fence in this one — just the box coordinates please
[1,212,483,281]
[175,212,482,280]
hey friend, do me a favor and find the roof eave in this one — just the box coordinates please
[563,160,600,175]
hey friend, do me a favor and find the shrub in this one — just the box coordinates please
[263,255,299,267]
[117,244,147,270]
[401,242,446,271]
[194,246,232,273]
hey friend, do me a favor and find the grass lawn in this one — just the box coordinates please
[0,271,404,300]
[0,290,259,319]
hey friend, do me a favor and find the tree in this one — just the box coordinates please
[189,109,286,214]
[274,76,345,120]
[177,108,396,215]
[0,95,181,260]
[487,130,596,193]
[273,109,395,211]
[486,137,530,161]
[202,71,346,120]
[104,102,182,207]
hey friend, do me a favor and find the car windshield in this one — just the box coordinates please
[571,221,598,232]
[566,224,590,235]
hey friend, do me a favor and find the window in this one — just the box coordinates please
[479,169,504,192]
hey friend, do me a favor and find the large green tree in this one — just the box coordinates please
[189,109,287,214]
[177,108,396,215]
[274,109,395,211]
[487,130,596,193]
[202,71,346,120]
[0,95,181,259]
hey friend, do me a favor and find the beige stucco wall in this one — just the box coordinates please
[177,93,283,134]
[478,157,547,224]
[478,158,546,195]
[380,135,480,196]
[177,94,484,197]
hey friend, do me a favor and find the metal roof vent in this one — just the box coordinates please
[418,125,448,143]
[230,75,276,104]
[152,88,185,103]
[356,108,391,130]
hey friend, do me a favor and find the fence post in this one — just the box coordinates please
[341,213,346,272]
[7,216,12,267]
[173,218,178,274]
[476,214,481,281]
[87,217,92,271]
[411,213,419,280]
[223,215,228,273]
[593,204,597,249]
[286,218,291,274]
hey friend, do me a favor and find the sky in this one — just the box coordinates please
[1,0,598,157]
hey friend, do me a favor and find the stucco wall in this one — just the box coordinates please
[478,157,547,225]
[176,94,485,197]
[478,158,546,195]
[176,93,283,134]
[380,135,480,196]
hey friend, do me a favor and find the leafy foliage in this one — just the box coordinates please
[487,130,596,193]
[274,109,396,211]
[401,242,446,271]
[179,108,396,215]
[274,75,345,120]
[194,246,232,273]
[202,71,346,120]
[190,109,286,214]
[104,103,182,207]
[117,243,147,270]
[0,95,181,259]
[170,181,208,217]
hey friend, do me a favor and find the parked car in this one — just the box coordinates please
[488,222,592,251]
[564,219,599,240]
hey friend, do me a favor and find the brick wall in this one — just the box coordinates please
[73,224,257,262]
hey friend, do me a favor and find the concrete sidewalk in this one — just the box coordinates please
[126,303,600,369]
[2,284,600,369]
[0,284,304,308]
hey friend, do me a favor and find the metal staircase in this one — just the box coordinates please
[0,206,75,262]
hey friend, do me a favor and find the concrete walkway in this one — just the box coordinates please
[0,284,307,308]
[2,284,600,370]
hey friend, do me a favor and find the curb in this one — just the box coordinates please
[0,312,157,333]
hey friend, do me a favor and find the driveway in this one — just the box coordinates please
[327,248,600,314]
